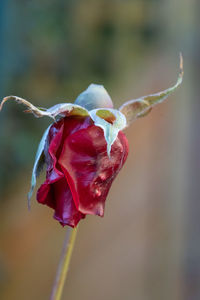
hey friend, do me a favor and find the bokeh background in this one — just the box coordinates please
[0,1,199,300]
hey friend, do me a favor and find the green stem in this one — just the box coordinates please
[50,227,78,300]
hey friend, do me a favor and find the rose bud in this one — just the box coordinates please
[0,56,183,227]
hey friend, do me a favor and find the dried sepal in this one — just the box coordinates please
[0,94,126,159]
[89,108,126,157]
[27,125,52,209]
[0,95,52,118]
[0,96,90,121]
[119,54,183,126]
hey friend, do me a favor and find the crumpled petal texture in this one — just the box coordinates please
[37,116,129,227]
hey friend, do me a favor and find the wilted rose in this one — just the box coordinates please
[37,114,128,227]
[0,56,183,227]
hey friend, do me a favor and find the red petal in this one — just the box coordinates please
[37,181,55,209]
[46,116,92,175]
[45,120,64,176]
[58,125,129,216]
[37,117,92,227]
[37,116,128,226]
[37,174,85,227]
[53,178,85,227]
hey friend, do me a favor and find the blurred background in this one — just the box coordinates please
[0,0,199,299]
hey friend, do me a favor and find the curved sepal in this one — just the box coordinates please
[27,125,52,209]
[89,108,127,157]
[119,54,183,126]
[0,96,89,120]
[0,96,52,118]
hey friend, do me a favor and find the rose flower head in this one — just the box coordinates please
[0,56,183,227]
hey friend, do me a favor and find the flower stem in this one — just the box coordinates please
[50,227,78,300]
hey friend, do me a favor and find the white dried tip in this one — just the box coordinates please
[75,84,114,110]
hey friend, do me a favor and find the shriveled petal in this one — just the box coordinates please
[53,178,85,227]
[37,174,85,227]
[37,181,55,209]
[45,120,65,176]
[58,125,128,216]
[37,116,93,226]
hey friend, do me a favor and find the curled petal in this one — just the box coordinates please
[89,108,127,157]
[119,54,183,126]
[53,178,85,227]
[37,177,84,227]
